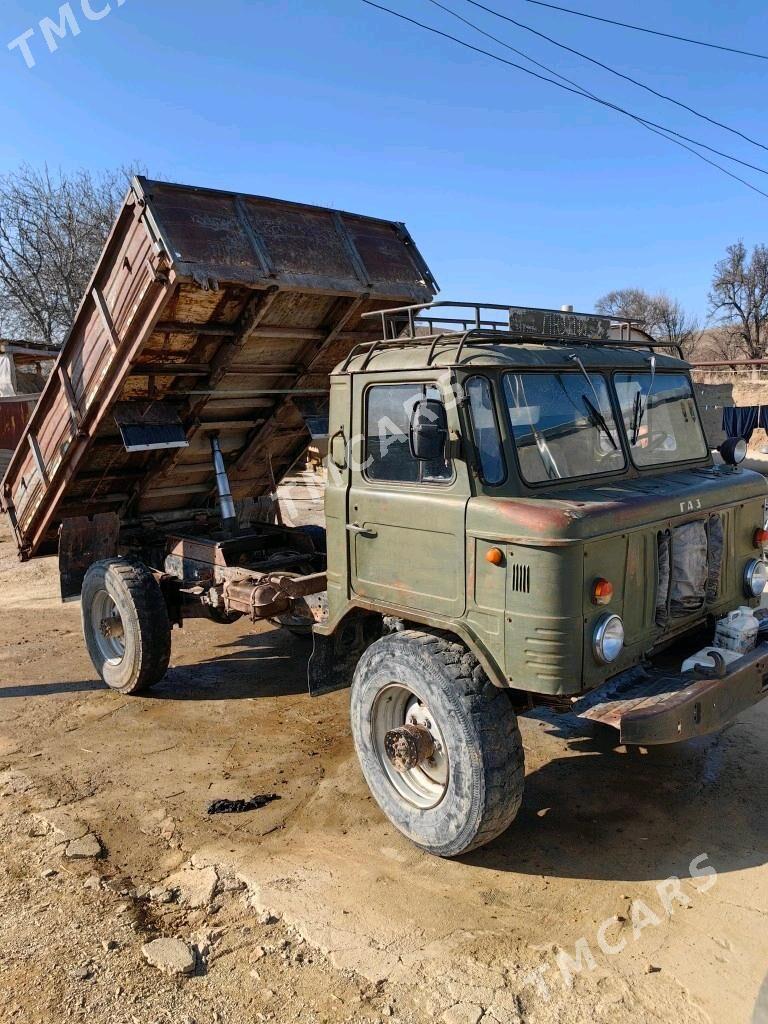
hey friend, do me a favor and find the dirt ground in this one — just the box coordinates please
[1,477,767,1024]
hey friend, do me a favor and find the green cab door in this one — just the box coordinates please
[348,377,470,618]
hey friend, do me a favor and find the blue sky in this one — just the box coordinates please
[1,0,766,319]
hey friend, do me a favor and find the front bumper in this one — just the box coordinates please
[574,643,768,744]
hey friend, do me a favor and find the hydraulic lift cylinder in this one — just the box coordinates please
[209,435,238,535]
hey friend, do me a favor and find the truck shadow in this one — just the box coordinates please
[149,627,311,701]
[0,679,107,698]
[465,710,768,881]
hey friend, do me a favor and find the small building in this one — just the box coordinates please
[0,339,58,478]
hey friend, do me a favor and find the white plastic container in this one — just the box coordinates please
[714,607,759,654]
[682,646,742,674]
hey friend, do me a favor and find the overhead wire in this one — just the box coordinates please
[422,0,768,194]
[458,0,768,154]
[516,0,768,62]
[359,0,768,200]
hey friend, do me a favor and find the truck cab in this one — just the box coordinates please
[316,303,768,855]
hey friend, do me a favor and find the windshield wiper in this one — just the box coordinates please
[568,354,618,451]
[630,355,656,444]
[630,390,643,444]
[582,394,618,450]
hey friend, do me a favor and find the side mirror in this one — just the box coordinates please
[409,398,448,462]
[329,428,347,469]
[718,436,747,466]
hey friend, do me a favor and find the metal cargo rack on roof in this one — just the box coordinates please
[339,301,684,370]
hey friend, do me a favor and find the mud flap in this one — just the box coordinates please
[58,513,120,601]
[308,612,382,696]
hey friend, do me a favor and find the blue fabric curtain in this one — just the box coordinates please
[722,406,760,441]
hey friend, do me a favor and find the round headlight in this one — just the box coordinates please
[593,613,624,664]
[744,558,768,598]
[718,436,748,465]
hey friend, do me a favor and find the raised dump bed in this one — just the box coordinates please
[1,177,435,558]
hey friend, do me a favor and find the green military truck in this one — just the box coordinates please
[4,178,768,857]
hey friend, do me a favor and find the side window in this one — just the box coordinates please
[465,376,505,485]
[365,383,452,483]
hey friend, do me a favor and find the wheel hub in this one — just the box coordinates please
[91,590,126,665]
[371,686,449,809]
[384,724,435,773]
[99,616,124,641]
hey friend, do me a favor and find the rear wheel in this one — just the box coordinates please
[82,559,171,694]
[350,630,525,857]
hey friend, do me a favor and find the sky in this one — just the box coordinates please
[1,0,766,320]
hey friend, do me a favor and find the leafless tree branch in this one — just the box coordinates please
[595,287,701,359]
[707,241,768,359]
[0,163,145,346]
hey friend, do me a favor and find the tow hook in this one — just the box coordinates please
[384,724,436,773]
[691,649,729,680]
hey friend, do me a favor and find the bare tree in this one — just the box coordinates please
[0,164,142,346]
[653,293,701,360]
[595,287,700,358]
[595,287,664,333]
[695,326,741,362]
[708,241,768,359]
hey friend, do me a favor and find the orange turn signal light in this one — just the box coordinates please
[486,547,504,565]
[754,528,768,548]
[592,578,614,605]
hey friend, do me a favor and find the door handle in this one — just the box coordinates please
[347,523,377,537]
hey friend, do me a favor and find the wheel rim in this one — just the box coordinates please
[371,684,449,809]
[91,590,125,665]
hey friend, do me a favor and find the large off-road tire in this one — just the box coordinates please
[82,558,171,695]
[350,630,525,857]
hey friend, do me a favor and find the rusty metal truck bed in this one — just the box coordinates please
[1,177,435,558]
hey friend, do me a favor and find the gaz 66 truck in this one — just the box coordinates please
[3,177,768,857]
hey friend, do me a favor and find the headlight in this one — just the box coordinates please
[744,559,768,598]
[718,437,748,465]
[593,613,624,664]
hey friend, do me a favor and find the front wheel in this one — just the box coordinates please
[82,559,171,694]
[350,630,525,857]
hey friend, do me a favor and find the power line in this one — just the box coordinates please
[460,0,768,154]
[423,0,768,194]
[427,0,598,92]
[359,0,768,199]
[518,0,768,62]
[418,0,768,179]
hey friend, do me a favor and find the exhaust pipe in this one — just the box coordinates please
[209,434,238,535]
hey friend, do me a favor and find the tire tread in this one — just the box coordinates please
[83,558,171,694]
[356,628,525,856]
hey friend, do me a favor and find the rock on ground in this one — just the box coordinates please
[30,809,89,842]
[141,937,196,976]
[441,1004,484,1024]
[0,770,35,796]
[65,833,103,859]
[161,864,219,908]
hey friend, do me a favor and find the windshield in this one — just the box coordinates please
[502,371,625,483]
[615,372,707,467]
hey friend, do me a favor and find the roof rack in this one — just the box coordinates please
[340,301,684,370]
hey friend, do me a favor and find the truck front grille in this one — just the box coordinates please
[656,514,724,625]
